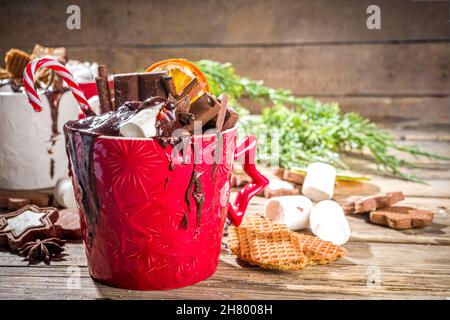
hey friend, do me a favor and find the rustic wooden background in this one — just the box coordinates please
[1,0,449,122]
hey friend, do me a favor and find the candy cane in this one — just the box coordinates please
[22,57,96,117]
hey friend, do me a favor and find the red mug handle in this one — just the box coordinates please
[227,135,269,226]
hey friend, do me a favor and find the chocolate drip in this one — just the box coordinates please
[192,172,204,229]
[64,127,100,244]
[0,79,22,92]
[44,89,67,179]
[183,144,205,232]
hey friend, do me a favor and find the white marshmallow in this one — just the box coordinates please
[119,107,162,138]
[302,162,336,201]
[54,178,77,208]
[309,200,351,245]
[264,195,313,230]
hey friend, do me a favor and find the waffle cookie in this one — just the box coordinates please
[227,215,345,271]
[5,48,30,78]
[296,234,346,265]
[0,68,11,79]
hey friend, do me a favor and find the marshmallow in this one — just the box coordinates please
[302,162,336,201]
[264,195,313,230]
[119,107,161,138]
[66,60,99,83]
[309,200,351,245]
[54,178,77,208]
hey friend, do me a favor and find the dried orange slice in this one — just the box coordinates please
[145,59,209,101]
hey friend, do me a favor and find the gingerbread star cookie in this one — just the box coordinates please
[0,205,59,251]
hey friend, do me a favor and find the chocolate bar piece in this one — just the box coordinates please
[114,72,167,109]
[370,206,433,230]
[215,94,229,131]
[185,92,221,132]
[163,76,177,97]
[282,170,305,185]
[354,191,404,213]
[264,179,300,198]
[114,73,139,109]
[138,72,167,101]
[178,77,198,100]
[222,107,239,130]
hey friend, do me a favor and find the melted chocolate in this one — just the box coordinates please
[64,95,208,238]
[44,89,68,179]
[64,127,100,243]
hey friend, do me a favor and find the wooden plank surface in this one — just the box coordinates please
[1,240,449,300]
[62,43,449,96]
[1,0,448,123]
[1,0,448,47]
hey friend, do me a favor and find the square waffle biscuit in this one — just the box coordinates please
[296,234,346,265]
[227,215,346,271]
[5,49,30,78]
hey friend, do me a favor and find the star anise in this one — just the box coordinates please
[18,238,66,262]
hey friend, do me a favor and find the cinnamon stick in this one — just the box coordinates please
[96,65,113,114]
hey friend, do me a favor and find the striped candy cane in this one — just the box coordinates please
[23,57,96,118]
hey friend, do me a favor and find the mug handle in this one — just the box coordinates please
[227,135,269,226]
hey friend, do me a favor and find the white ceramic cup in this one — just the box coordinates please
[0,91,97,190]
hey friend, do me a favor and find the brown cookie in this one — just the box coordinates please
[0,205,59,251]
[55,208,82,239]
[370,206,433,230]
[0,190,51,208]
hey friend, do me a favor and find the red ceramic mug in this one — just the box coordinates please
[64,124,268,290]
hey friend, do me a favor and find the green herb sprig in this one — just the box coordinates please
[195,60,449,182]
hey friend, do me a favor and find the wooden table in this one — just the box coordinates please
[1,121,449,299]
